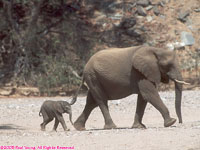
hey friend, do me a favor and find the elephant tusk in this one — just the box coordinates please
[174,79,190,85]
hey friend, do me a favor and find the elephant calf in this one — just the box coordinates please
[39,100,73,131]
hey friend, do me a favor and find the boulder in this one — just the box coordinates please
[0,87,14,96]
[181,31,195,46]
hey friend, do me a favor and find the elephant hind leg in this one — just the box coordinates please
[74,91,98,131]
[40,109,54,131]
[132,94,147,129]
[86,76,116,130]
[40,116,54,131]
[138,79,176,127]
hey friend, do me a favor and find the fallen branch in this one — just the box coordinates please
[68,66,89,89]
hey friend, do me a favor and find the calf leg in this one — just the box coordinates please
[53,118,59,131]
[56,114,68,131]
[40,111,53,131]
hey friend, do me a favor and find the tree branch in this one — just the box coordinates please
[5,0,22,40]
[37,18,63,35]
[25,0,45,39]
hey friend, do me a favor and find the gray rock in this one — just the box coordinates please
[153,6,160,15]
[181,31,195,46]
[194,8,200,12]
[137,6,147,16]
[137,0,150,7]
[178,10,190,22]
[119,17,136,29]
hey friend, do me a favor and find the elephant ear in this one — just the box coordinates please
[132,48,161,84]
[55,101,65,114]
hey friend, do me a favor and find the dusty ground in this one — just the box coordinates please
[0,91,200,150]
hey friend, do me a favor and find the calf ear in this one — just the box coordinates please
[56,102,65,114]
[132,48,161,84]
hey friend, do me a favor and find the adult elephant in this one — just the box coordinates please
[70,46,189,130]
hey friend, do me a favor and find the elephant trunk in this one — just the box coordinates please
[168,69,183,123]
[175,81,182,123]
[69,110,73,125]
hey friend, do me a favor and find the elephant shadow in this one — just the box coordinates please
[81,125,178,131]
[0,124,24,130]
[84,127,132,131]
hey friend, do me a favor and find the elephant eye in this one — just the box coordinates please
[161,63,172,73]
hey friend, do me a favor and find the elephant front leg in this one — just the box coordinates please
[56,114,69,131]
[132,94,147,129]
[52,118,59,131]
[138,79,176,127]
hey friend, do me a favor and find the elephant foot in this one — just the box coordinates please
[164,118,176,127]
[132,123,146,129]
[74,122,86,131]
[104,123,117,130]
[41,128,45,131]
[51,129,57,132]
[64,128,70,132]
[40,125,45,131]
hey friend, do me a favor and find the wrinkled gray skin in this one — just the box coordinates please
[71,46,184,131]
[39,100,73,131]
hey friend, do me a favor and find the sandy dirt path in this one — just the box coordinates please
[0,91,200,150]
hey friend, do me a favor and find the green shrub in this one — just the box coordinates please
[36,55,81,96]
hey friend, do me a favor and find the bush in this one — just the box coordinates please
[35,55,81,96]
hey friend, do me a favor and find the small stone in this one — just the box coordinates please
[174,42,185,50]
[194,8,200,12]
[109,13,123,20]
[145,5,153,11]
[160,15,166,19]
[137,0,150,7]
[146,16,153,22]
[166,43,175,51]
[178,10,190,22]
[137,6,147,16]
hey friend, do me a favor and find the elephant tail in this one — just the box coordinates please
[70,77,86,105]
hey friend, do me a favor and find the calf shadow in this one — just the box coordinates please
[0,124,24,130]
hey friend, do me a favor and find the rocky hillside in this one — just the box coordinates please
[90,0,200,76]
[86,0,200,89]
